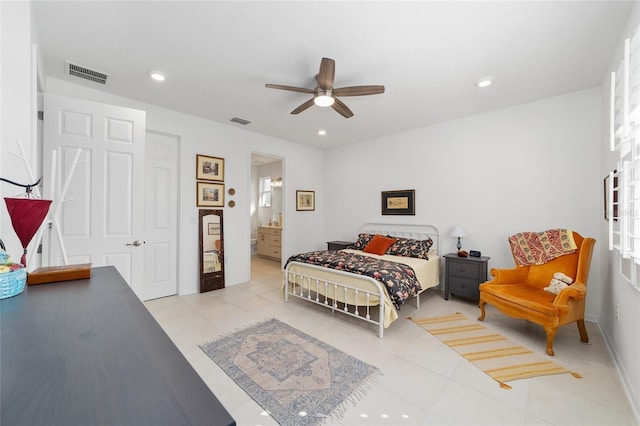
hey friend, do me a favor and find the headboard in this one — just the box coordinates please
[360,223,440,255]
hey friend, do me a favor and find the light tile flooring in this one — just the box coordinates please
[145,256,638,426]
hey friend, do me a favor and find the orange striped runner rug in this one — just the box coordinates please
[408,312,581,389]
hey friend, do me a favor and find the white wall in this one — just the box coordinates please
[39,77,324,294]
[324,88,602,307]
[600,1,640,418]
[0,2,39,264]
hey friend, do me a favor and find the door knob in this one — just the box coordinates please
[126,240,144,247]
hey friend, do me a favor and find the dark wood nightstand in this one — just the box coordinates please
[327,241,353,250]
[444,253,490,301]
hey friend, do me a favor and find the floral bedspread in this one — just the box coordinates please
[285,250,422,310]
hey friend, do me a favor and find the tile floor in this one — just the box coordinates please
[145,256,638,426]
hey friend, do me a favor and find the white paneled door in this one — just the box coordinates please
[43,94,148,297]
[143,131,178,300]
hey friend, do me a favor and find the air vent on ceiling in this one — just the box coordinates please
[65,61,108,85]
[230,117,251,125]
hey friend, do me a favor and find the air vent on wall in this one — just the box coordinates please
[230,117,251,125]
[65,61,108,85]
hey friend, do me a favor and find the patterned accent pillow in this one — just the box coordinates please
[386,237,433,260]
[352,233,375,251]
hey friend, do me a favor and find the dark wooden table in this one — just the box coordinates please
[1,266,235,426]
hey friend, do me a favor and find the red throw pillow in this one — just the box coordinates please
[363,234,396,255]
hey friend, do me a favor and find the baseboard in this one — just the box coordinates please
[584,313,598,323]
[595,320,640,423]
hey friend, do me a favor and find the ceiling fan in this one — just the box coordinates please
[265,57,385,118]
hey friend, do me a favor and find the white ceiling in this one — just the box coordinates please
[32,1,633,150]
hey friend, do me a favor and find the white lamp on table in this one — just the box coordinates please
[451,225,466,251]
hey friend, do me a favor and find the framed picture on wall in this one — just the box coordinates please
[381,189,415,215]
[197,182,225,207]
[196,154,224,182]
[296,190,315,211]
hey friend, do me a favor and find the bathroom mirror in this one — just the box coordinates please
[199,209,224,292]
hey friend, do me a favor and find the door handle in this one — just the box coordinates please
[126,240,144,247]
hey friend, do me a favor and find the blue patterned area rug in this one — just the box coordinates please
[199,318,380,425]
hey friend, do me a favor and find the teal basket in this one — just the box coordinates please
[0,266,27,299]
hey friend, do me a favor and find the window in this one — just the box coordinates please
[259,177,271,207]
[609,26,640,289]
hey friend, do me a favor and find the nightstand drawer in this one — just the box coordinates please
[448,276,480,299]
[447,260,480,278]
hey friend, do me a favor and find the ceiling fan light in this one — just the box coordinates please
[314,90,335,107]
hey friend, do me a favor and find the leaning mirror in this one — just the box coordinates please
[199,209,224,292]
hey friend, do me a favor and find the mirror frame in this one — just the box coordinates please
[199,209,224,292]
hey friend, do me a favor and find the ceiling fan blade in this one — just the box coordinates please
[332,98,354,118]
[290,98,315,115]
[333,85,385,97]
[265,84,314,94]
[317,57,335,90]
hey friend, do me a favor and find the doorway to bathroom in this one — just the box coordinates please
[250,152,284,280]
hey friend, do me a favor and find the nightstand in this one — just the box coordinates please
[327,241,353,250]
[444,253,490,301]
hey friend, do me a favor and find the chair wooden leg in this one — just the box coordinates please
[478,300,486,321]
[577,319,589,343]
[543,326,557,356]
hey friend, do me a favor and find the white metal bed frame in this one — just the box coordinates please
[284,223,440,338]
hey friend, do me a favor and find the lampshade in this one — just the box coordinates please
[4,197,52,267]
[451,225,466,238]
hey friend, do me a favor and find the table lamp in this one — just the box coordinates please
[451,225,466,251]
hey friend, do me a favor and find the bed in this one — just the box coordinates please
[203,250,221,273]
[284,223,440,338]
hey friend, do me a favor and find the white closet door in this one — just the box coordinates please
[143,131,179,300]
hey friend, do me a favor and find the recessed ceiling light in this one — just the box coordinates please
[475,76,493,88]
[317,129,327,136]
[148,70,167,82]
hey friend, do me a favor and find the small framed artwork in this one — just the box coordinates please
[381,189,415,215]
[196,154,224,182]
[197,182,225,207]
[208,223,221,235]
[296,190,315,211]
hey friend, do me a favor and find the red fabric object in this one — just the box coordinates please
[4,198,52,267]
[363,234,396,255]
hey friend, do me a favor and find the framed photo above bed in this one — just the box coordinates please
[381,189,415,215]
[296,190,315,211]
[197,182,225,207]
[196,154,224,182]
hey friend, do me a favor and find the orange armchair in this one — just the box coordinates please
[478,231,595,356]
